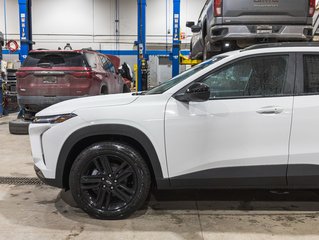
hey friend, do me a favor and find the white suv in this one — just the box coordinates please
[30,43,319,219]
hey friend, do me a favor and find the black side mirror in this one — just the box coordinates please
[119,62,133,81]
[175,82,210,102]
[118,68,125,76]
[186,21,195,28]
[191,25,201,33]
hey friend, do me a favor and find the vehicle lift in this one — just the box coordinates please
[0,32,3,116]
[136,0,184,90]
[18,0,33,62]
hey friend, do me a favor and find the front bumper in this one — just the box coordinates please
[34,165,60,187]
[210,25,313,43]
[29,115,87,189]
[18,95,85,112]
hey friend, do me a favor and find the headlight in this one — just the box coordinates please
[33,113,77,124]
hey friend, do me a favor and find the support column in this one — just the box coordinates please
[18,0,32,63]
[171,0,181,78]
[137,0,147,91]
[0,33,3,116]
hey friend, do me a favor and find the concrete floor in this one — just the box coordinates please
[1,114,319,239]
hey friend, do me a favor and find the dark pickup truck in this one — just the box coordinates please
[187,0,315,59]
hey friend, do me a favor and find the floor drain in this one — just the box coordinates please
[0,177,44,185]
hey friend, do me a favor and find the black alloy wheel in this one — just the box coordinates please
[69,142,151,219]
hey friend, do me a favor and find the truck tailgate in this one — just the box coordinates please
[222,0,309,24]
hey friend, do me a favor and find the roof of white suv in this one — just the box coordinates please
[242,42,319,51]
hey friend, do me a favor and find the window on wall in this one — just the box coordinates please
[200,55,289,99]
[303,55,319,94]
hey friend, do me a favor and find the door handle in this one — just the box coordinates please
[256,106,284,114]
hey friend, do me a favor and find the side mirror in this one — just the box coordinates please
[119,62,133,81]
[175,82,210,102]
[118,68,125,76]
[191,25,201,33]
[186,21,195,28]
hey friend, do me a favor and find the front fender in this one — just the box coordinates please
[55,124,170,189]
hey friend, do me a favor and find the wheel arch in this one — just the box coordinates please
[55,124,169,190]
[100,85,108,94]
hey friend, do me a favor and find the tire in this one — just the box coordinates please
[101,86,108,95]
[69,141,151,220]
[9,119,30,135]
[203,35,213,60]
[123,84,131,93]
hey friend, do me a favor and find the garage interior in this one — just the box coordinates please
[2,0,319,239]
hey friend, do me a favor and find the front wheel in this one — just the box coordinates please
[69,142,151,220]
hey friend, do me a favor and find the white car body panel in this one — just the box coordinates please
[165,97,293,177]
[75,95,171,178]
[30,116,88,178]
[289,96,319,166]
[31,94,171,180]
[38,93,138,116]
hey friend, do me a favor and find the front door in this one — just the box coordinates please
[165,54,295,188]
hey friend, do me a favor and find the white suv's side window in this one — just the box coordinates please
[201,55,289,99]
[303,55,319,94]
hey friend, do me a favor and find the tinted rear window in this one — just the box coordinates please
[303,55,319,94]
[22,52,87,67]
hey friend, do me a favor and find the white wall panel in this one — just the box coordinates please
[93,0,113,36]
[0,0,19,40]
[32,0,94,35]
[1,0,205,49]
[119,0,137,36]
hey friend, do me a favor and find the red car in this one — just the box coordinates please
[16,49,130,117]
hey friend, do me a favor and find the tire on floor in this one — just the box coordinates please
[9,119,31,135]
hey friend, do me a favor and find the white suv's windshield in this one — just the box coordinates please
[146,56,226,95]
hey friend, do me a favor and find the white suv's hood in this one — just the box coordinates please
[36,93,139,116]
